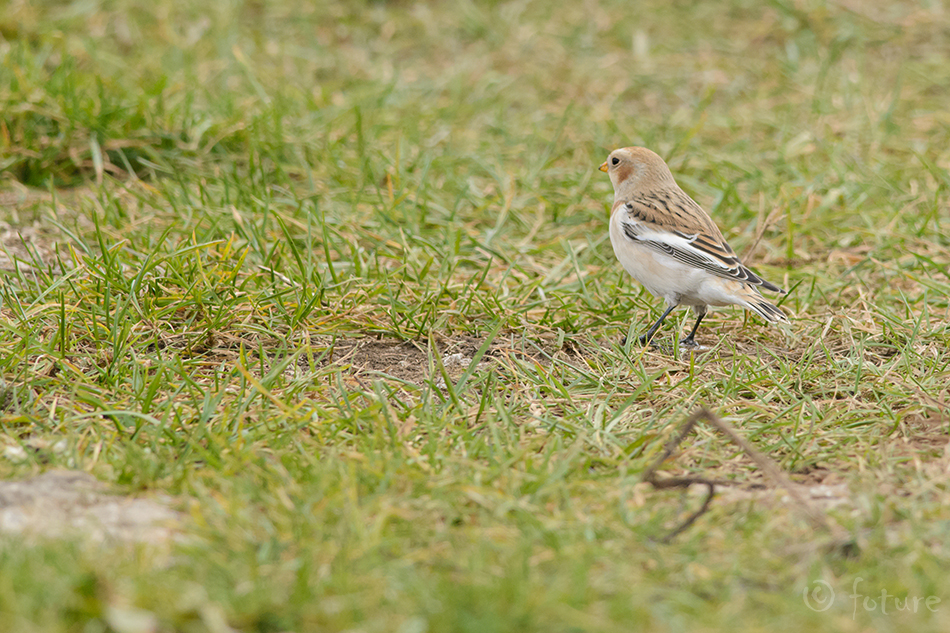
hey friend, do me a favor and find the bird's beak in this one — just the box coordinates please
[599,161,609,172]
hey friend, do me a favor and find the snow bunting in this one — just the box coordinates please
[600,146,788,347]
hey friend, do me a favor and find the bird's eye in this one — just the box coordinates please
[611,157,620,166]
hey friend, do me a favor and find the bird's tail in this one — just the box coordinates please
[739,287,788,324]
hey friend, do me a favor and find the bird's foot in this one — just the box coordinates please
[678,336,699,349]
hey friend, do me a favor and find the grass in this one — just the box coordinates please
[1,0,949,631]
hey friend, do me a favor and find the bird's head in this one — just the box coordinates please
[600,146,676,196]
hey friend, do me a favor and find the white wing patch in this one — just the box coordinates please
[620,220,773,288]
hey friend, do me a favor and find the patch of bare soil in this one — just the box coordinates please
[0,185,53,209]
[322,336,478,385]
[319,333,587,385]
[898,412,949,456]
[0,470,179,543]
[0,219,61,273]
[0,183,102,273]
[714,481,853,512]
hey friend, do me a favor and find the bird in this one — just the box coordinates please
[600,146,788,348]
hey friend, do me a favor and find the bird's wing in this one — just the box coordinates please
[615,193,784,293]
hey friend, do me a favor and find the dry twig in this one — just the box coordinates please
[642,407,852,546]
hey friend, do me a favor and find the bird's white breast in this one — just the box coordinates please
[608,208,729,307]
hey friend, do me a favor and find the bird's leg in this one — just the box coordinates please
[637,304,677,345]
[679,307,707,348]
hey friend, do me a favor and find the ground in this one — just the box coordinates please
[0,0,949,631]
